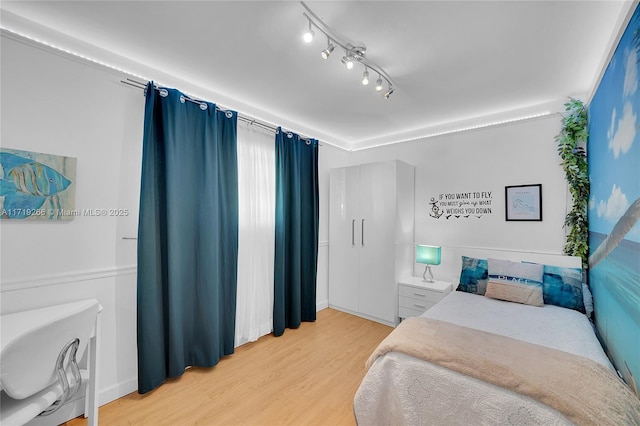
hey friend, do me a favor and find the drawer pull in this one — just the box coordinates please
[413,292,426,297]
[413,304,426,309]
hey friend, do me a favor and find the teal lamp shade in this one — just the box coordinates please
[416,245,441,265]
[416,245,441,282]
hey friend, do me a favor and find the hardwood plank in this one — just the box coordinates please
[64,308,392,425]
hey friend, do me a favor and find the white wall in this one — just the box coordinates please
[0,32,352,406]
[349,115,569,282]
[1,34,143,404]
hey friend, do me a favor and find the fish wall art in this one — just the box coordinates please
[0,148,77,220]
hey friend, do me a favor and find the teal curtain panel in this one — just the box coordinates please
[137,82,239,394]
[273,128,319,337]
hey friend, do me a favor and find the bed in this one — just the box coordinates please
[354,249,640,425]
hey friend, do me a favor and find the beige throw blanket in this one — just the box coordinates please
[366,317,640,426]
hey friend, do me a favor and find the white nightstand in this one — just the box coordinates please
[398,277,452,320]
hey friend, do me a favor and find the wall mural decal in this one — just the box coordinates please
[429,190,493,219]
[0,148,77,221]
[587,4,639,396]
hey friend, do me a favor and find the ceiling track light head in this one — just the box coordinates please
[341,55,354,69]
[375,75,383,92]
[321,45,335,59]
[384,86,394,99]
[303,18,314,43]
[321,37,335,59]
[362,67,370,86]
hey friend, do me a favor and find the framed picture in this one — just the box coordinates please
[505,184,542,221]
[1,148,77,220]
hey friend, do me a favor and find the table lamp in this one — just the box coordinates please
[416,245,441,282]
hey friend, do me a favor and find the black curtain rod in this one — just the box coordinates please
[120,78,319,144]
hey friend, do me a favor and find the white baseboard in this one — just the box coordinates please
[100,377,138,405]
[327,304,395,327]
[316,300,329,311]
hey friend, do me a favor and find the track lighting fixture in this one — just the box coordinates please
[375,76,383,92]
[300,1,396,99]
[303,18,314,43]
[384,87,394,99]
[362,68,369,85]
[321,38,335,59]
[341,55,354,70]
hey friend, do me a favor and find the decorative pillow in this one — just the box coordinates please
[583,283,593,319]
[485,280,544,306]
[487,258,544,285]
[457,256,488,295]
[542,265,585,313]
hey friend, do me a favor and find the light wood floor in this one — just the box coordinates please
[65,308,393,426]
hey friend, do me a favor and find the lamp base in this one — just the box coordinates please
[422,265,435,282]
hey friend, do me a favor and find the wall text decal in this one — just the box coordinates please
[429,191,494,219]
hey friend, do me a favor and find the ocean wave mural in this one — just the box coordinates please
[0,148,76,221]
[587,4,640,396]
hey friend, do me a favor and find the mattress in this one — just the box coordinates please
[423,291,613,370]
[354,291,614,425]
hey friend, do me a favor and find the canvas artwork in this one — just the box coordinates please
[587,5,640,396]
[0,148,77,220]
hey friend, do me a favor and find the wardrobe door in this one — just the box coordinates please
[328,166,360,312]
[357,161,396,323]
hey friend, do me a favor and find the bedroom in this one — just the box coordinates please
[1,1,639,425]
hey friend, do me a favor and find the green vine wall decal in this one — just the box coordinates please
[556,98,589,268]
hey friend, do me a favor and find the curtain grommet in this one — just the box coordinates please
[159,89,168,97]
[225,111,233,119]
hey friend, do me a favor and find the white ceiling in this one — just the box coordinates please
[0,1,632,150]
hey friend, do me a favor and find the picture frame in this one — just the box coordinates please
[505,184,542,221]
[1,148,77,221]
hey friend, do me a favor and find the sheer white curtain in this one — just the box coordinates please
[235,121,276,347]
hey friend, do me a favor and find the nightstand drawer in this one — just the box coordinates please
[398,285,447,303]
[396,278,452,324]
[399,296,435,312]
[399,305,430,319]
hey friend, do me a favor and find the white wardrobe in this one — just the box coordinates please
[328,160,415,326]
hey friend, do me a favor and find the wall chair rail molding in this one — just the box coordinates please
[0,265,137,293]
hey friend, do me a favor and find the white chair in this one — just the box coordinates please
[1,299,101,426]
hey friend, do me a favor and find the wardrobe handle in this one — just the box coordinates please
[352,220,355,246]
[361,219,365,246]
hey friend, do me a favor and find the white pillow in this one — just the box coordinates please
[485,280,544,306]
[487,258,544,285]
